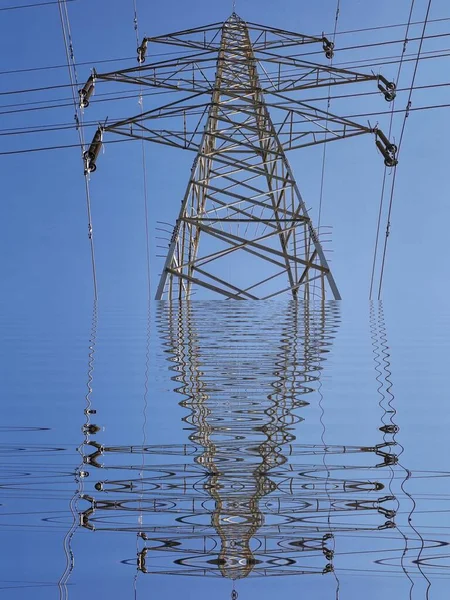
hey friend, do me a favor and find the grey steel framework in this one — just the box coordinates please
[81,13,398,301]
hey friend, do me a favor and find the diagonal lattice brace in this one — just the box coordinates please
[81,13,400,299]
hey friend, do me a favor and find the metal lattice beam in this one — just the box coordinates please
[81,13,399,301]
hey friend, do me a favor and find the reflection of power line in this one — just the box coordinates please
[134,303,151,597]
[371,301,431,598]
[76,300,411,586]
[316,299,341,596]
[58,301,98,599]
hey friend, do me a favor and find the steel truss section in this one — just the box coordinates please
[81,13,398,301]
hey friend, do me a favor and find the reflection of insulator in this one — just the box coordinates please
[80,495,97,530]
[379,495,395,503]
[83,127,103,174]
[80,507,95,530]
[137,549,146,571]
[84,441,104,468]
[79,74,95,108]
[82,423,100,434]
[137,38,148,63]
[323,549,334,561]
[379,453,398,467]
[378,506,396,519]
[377,75,396,102]
[379,424,399,434]
[378,520,395,530]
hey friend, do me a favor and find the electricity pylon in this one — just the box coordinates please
[81,13,397,301]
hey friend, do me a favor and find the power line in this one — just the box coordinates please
[0,91,449,145]
[298,30,450,59]
[0,85,172,111]
[1,29,450,90]
[333,45,449,69]
[0,43,449,109]
[132,0,152,301]
[327,14,450,37]
[0,137,131,156]
[0,0,76,11]
[57,0,98,301]
[370,0,417,299]
[318,0,341,228]
[1,46,449,119]
[0,81,91,97]
[377,0,433,299]
[1,78,449,136]
[1,29,450,103]
[1,99,449,156]
[0,49,201,77]
[313,0,341,299]
[341,101,448,120]
[0,14,448,76]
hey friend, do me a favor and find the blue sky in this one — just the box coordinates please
[1,0,449,318]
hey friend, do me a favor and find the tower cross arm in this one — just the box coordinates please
[94,52,217,93]
[245,21,330,49]
[256,51,389,92]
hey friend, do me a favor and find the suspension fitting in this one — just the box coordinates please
[375,129,398,167]
[378,74,396,102]
[82,423,100,435]
[322,36,334,59]
[79,72,96,109]
[137,38,148,63]
[84,127,103,174]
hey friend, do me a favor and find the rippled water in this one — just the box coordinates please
[1,300,449,598]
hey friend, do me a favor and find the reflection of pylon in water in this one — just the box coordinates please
[81,13,398,300]
[139,300,337,579]
[76,301,403,581]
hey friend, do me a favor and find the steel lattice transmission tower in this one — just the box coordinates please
[81,13,397,301]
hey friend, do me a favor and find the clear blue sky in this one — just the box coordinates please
[1,0,449,319]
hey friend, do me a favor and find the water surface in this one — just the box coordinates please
[0,300,448,599]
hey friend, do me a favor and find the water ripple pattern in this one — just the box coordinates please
[0,301,449,598]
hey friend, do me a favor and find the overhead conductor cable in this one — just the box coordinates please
[57,0,98,300]
[377,0,433,299]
